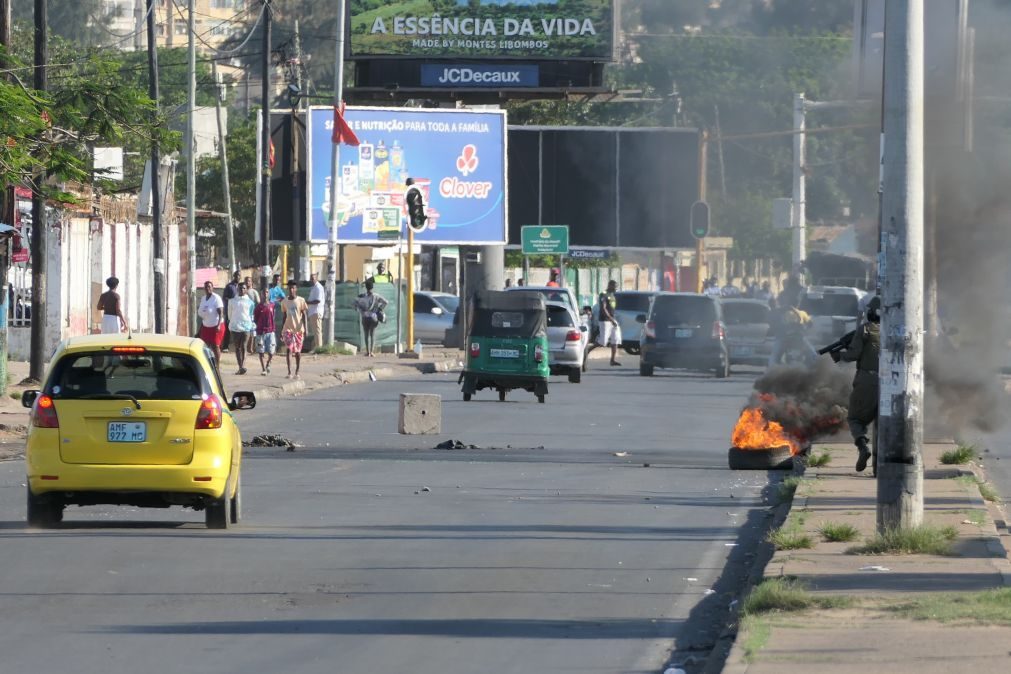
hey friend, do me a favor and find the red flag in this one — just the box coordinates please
[332,102,361,147]
[268,139,276,169]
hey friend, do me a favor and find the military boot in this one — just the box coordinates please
[855,437,871,473]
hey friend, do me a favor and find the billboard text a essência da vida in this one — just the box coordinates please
[348,0,614,60]
[309,107,507,245]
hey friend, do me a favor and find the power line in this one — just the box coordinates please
[170,0,265,56]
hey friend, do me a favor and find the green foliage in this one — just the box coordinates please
[806,452,831,467]
[742,577,851,616]
[818,522,859,543]
[940,445,977,465]
[848,525,959,556]
[503,250,619,270]
[768,526,812,550]
[883,589,1011,626]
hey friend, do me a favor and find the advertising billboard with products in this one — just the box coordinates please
[308,106,506,244]
[348,0,614,61]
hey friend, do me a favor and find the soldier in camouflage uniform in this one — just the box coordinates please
[833,296,881,472]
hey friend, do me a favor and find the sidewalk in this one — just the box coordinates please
[716,442,1011,674]
[0,346,464,461]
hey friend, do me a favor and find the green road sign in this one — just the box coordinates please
[521,225,569,255]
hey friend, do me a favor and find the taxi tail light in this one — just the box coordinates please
[645,320,656,339]
[195,395,223,430]
[111,346,147,354]
[32,395,59,429]
[565,330,581,342]
[469,342,480,358]
[534,344,545,363]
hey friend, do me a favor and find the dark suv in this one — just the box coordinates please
[638,293,729,378]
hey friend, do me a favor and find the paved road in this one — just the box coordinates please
[0,364,780,674]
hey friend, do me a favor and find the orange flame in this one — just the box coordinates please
[731,408,801,455]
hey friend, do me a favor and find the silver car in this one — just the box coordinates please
[545,301,586,383]
[720,298,774,366]
[590,291,657,355]
[413,292,459,344]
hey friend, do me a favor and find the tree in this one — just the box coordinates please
[12,0,109,47]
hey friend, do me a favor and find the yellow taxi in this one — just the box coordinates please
[23,334,255,529]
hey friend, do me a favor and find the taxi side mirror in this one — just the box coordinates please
[229,392,256,411]
[635,314,647,324]
[21,390,39,409]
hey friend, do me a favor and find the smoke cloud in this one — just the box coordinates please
[745,359,853,447]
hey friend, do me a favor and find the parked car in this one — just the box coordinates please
[505,286,584,325]
[545,301,587,383]
[413,291,459,344]
[638,293,729,378]
[591,291,656,355]
[720,298,774,366]
[799,286,867,348]
[23,334,256,528]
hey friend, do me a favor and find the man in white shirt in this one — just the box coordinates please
[197,281,225,364]
[306,272,325,351]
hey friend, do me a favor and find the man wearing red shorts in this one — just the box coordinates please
[197,280,225,365]
[280,280,309,379]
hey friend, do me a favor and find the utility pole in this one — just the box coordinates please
[29,0,47,381]
[213,62,237,276]
[259,0,272,295]
[325,0,347,347]
[0,0,11,395]
[877,0,925,532]
[186,0,196,335]
[792,93,807,273]
[147,0,165,333]
[291,19,305,283]
[695,130,707,292]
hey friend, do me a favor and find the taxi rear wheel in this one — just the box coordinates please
[26,487,62,528]
[229,476,242,524]
[206,494,230,529]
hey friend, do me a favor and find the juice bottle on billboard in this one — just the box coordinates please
[358,143,374,192]
[322,176,331,215]
[391,140,404,179]
[399,164,409,187]
[374,140,390,192]
[341,161,358,196]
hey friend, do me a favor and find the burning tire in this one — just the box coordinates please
[727,445,794,470]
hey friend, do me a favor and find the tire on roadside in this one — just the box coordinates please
[26,486,62,528]
[727,446,794,470]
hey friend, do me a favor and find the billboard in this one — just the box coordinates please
[348,0,614,61]
[309,106,507,244]
[508,127,701,249]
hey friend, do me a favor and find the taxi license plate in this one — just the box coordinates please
[490,348,520,359]
[108,422,147,443]
[732,346,755,356]
[674,329,693,338]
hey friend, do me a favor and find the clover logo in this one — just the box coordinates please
[456,144,479,176]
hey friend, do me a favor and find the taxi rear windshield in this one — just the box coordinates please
[47,352,207,401]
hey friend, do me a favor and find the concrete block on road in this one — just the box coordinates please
[398,393,442,435]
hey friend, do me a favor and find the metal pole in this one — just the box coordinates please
[792,93,807,273]
[186,0,197,335]
[325,0,346,347]
[259,0,272,295]
[877,0,925,532]
[29,0,46,379]
[213,62,237,275]
[147,0,165,333]
[396,242,404,354]
[695,131,707,292]
[407,227,415,350]
[291,19,304,283]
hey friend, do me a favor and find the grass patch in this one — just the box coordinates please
[847,524,959,556]
[740,616,771,662]
[940,445,977,465]
[313,344,356,356]
[9,392,20,400]
[778,476,804,502]
[806,452,831,467]
[882,589,1011,626]
[818,522,860,543]
[954,475,1002,503]
[742,578,852,616]
[768,527,813,550]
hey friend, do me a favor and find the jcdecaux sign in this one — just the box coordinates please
[421,64,539,87]
[349,0,615,60]
[309,106,507,244]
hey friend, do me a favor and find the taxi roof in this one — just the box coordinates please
[59,333,208,357]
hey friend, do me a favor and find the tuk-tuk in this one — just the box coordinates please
[460,290,550,403]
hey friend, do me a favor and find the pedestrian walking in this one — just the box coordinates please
[243,277,260,355]
[97,276,128,334]
[504,278,513,288]
[546,269,560,287]
[833,296,880,472]
[268,273,286,341]
[584,280,621,368]
[307,272,325,351]
[281,280,309,378]
[197,281,225,364]
[353,277,388,358]
[253,291,276,375]
[221,270,241,352]
[227,283,255,375]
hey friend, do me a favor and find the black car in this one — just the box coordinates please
[638,293,729,378]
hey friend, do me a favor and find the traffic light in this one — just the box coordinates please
[690,200,710,239]
[406,185,428,233]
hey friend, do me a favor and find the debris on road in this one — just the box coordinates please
[613,451,628,457]
[243,434,301,451]
[435,439,481,450]
[859,565,891,572]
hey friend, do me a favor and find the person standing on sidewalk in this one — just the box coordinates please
[244,277,260,356]
[221,270,241,352]
[281,280,309,379]
[253,291,276,376]
[97,277,128,334]
[833,296,880,472]
[307,272,325,352]
[228,284,255,375]
[353,277,388,358]
[268,273,286,342]
[198,281,225,365]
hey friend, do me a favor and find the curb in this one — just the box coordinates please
[961,463,1011,587]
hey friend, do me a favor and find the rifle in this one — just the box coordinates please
[818,329,855,356]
